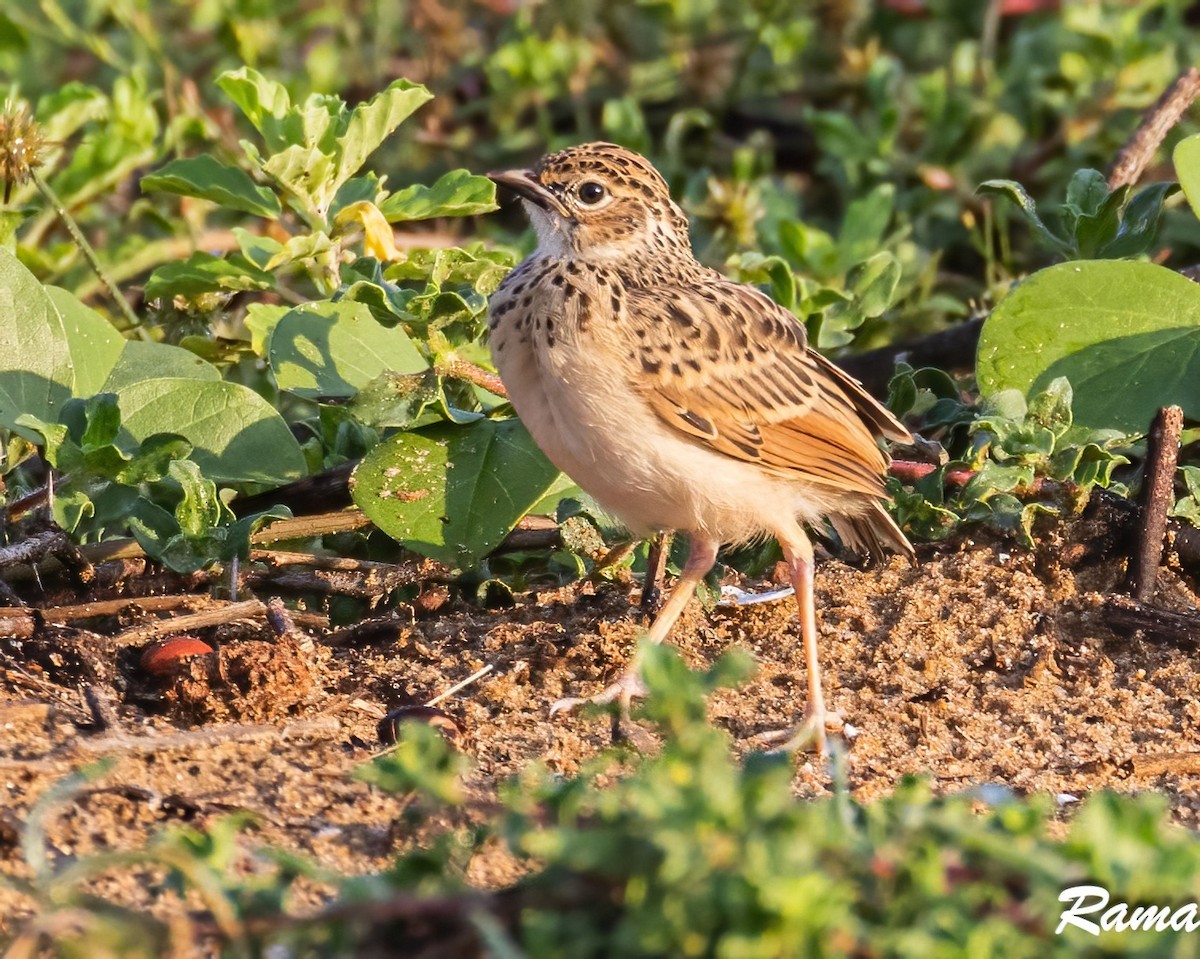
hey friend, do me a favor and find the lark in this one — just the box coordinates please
[487,142,913,752]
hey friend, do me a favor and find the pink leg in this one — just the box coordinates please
[645,536,719,645]
[550,535,719,716]
[777,524,829,754]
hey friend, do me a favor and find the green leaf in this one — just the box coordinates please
[116,379,306,484]
[144,253,274,301]
[14,415,74,471]
[847,252,901,318]
[977,260,1200,433]
[117,433,193,484]
[1172,465,1200,526]
[331,173,386,216]
[1071,184,1125,259]
[600,96,650,154]
[141,155,282,219]
[352,418,562,569]
[1173,132,1200,221]
[35,83,108,143]
[1026,377,1073,437]
[0,250,78,433]
[79,393,121,452]
[244,303,291,356]
[262,145,338,219]
[216,68,295,153]
[1100,182,1177,259]
[334,79,434,191]
[977,179,1072,256]
[170,459,225,536]
[101,341,222,393]
[234,226,283,269]
[1063,168,1109,219]
[962,461,1035,498]
[837,184,894,265]
[47,74,158,210]
[349,369,446,429]
[762,257,796,311]
[263,230,333,271]
[379,169,498,222]
[44,286,125,398]
[268,300,428,399]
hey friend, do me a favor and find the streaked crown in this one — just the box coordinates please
[488,142,693,262]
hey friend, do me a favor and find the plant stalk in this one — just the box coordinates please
[30,169,143,333]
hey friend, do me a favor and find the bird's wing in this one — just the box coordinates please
[625,279,910,499]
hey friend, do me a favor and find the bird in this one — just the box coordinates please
[486,142,913,753]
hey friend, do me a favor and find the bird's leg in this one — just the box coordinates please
[771,526,839,756]
[550,535,719,717]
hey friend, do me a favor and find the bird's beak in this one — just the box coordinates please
[487,168,569,216]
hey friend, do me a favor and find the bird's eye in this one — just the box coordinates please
[577,181,607,205]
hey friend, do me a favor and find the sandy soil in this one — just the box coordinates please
[2,515,1199,935]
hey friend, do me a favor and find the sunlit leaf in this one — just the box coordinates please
[352,418,562,569]
[334,79,433,191]
[978,260,1200,432]
[144,252,275,301]
[115,378,306,483]
[141,155,282,218]
[268,299,427,399]
[379,169,498,222]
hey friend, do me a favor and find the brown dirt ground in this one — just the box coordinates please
[2,516,1200,935]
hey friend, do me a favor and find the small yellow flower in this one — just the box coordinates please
[0,102,50,203]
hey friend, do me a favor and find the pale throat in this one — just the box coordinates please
[524,201,686,266]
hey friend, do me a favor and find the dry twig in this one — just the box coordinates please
[110,598,270,646]
[1103,594,1200,646]
[1109,67,1200,190]
[1127,406,1183,601]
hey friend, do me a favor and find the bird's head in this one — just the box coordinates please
[488,142,693,264]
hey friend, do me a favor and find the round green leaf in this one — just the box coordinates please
[101,340,222,393]
[269,300,427,399]
[0,250,73,430]
[352,418,562,569]
[45,286,125,398]
[116,378,306,484]
[977,260,1200,433]
[1174,133,1200,222]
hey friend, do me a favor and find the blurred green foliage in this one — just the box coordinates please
[4,0,1200,321]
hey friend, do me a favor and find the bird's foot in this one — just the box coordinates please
[550,670,657,749]
[548,669,648,719]
[754,707,845,757]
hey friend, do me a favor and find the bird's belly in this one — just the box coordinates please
[493,334,842,543]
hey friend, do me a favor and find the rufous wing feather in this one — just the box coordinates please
[627,280,909,503]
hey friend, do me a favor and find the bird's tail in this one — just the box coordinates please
[829,502,913,565]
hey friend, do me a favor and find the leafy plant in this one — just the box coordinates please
[889,371,1130,544]
[141,67,497,301]
[0,249,305,483]
[978,168,1176,260]
[727,183,906,350]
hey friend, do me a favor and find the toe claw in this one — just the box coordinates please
[548,696,589,717]
[755,709,847,756]
[548,671,648,719]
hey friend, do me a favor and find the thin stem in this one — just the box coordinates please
[29,169,143,333]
